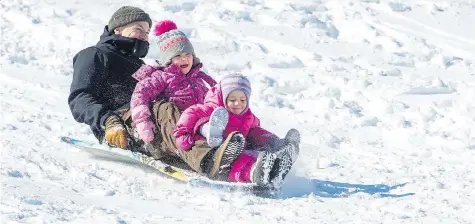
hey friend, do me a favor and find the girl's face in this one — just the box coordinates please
[113,21,150,41]
[226,90,247,115]
[171,53,193,74]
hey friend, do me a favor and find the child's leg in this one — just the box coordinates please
[151,100,212,172]
[228,151,256,182]
[151,100,181,151]
[200,107,228,148]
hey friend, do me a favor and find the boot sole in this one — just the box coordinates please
[207,107,228,148]
[209,131,244,179]
[269,152,293,187]
[252,151,277,185]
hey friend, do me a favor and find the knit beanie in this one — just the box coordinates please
[108,6,152,32]
[220,74,252,114]
[154,20,199,66]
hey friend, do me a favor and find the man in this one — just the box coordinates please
[68,6,152,149]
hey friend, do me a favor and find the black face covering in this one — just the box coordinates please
[99,27,150,58]
[132,39,149,58]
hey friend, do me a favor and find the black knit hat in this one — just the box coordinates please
[108,6,152,32]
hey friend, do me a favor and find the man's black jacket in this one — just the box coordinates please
[68,27,147,142]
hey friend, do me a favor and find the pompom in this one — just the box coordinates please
[154,20,177,36]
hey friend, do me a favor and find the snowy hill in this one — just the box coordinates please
[2,0,475,223]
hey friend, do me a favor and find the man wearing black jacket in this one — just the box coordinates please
[68,6,152,149]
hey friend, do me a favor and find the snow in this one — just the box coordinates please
[2,0,475,222]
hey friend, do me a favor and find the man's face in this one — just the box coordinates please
[114,21,150,41]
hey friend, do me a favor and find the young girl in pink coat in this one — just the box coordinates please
[130,21,216,143]
[174,74,300,186]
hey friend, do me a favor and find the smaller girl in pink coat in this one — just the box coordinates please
[173,74,258,150]
[174,74,300,186]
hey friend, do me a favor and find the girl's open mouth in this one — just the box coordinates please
[180,64,189,68]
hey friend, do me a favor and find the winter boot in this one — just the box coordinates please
[207,131,245,180]
[200,107,229,148]
[248,150,278,185]
[268,148,293,187]
[228,150,277,185]
[268,129,301,187]
[282,128,300,162]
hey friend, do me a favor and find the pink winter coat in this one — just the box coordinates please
[130,63,216,143]
[173,81,261,150]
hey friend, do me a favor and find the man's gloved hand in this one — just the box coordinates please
[104,115,128,149]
